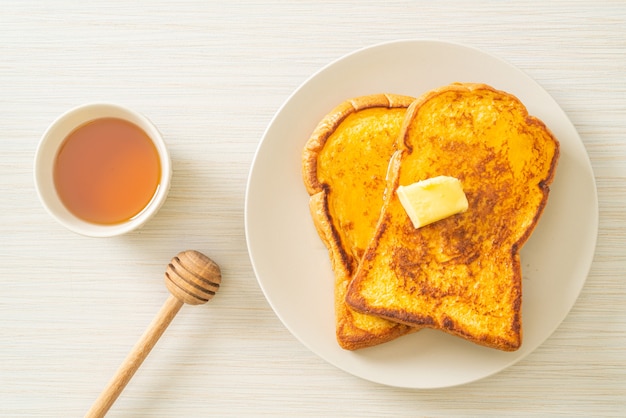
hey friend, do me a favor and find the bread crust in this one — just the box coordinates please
[345,83,560,351]
[302,93,417,350]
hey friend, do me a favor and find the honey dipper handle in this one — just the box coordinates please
[85,295,183,418]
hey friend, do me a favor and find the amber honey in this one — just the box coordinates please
[53,117,161,225]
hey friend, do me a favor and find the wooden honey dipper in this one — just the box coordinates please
[85,250,221,418]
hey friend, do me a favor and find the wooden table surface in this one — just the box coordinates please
[1,1,624,416]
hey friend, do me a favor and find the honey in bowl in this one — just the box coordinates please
[53,117,161,225]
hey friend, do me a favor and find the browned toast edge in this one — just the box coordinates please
[302,93,418,350]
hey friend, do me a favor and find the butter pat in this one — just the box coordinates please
[396,176,468,228]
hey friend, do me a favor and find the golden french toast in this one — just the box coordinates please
[302,93,418,350]
[345,83,559,351]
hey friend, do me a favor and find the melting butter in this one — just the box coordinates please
[396,175,468,229]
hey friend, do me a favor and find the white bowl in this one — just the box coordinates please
[34,103,172,237]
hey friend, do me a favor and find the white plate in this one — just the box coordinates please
[244,40,598,389]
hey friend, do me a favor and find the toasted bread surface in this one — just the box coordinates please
[345,83,559,351]
[302,94,417,350]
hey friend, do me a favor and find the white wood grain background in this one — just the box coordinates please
[1,1,624,416]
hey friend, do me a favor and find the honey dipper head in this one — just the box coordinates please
[165,250,221,305]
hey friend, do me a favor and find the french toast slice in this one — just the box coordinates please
[302,94,418,350]
[345,83,559,351]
